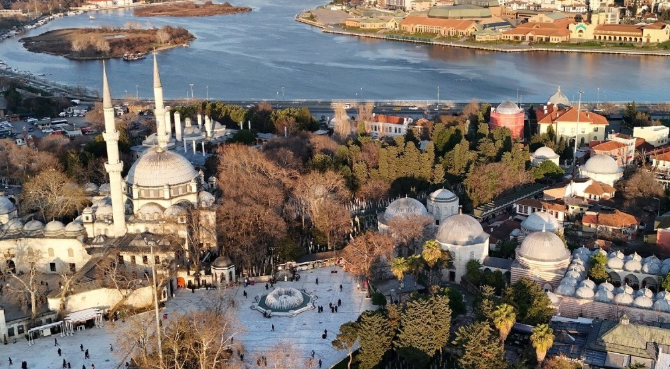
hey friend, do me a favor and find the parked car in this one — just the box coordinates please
[409,106,419,110]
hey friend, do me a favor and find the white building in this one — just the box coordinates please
[634,126,669,148]
[436,212,490,283]
[531,146,560,167]
[578,154,623,186]
[426,189,459,225]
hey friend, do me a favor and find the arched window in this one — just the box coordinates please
[67,248,74,258]
[48,248,54,257]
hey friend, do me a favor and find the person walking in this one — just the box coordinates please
[318,359,322,368]
[8,357,11,365]
[68,363,71,369]
[109,344,113,352]
[315,278,318,285]
[80,344,84,352]
[265,283,269,290]
[335,305,338,313]
[337,299,341,306]
[339,284,343,292]
[91,364,95,369]
[62,359,67,368]
[85,349,89,359]
[311,350,315,359]
[271,324,274,332]
[82,365,86,369]
[55,338,59,346]
[243,290,247,298]
[58,348,62,356]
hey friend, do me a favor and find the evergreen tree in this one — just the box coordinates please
[474,285,497,322]
[419,142,435,181]
[446,287,466,316]
[357,311,395,369]
[332,322,359,369]
[588,254,609,284]
[396,294,452,365]
[662,272,670,291]
[532,160,565,180]
[502,278,554,325]
[453,321,506,369]
[531,324,555,364]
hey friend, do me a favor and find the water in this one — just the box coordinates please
[0,0,668,102]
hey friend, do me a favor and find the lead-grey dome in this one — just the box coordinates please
[583,155,621,175]
[533,146,559,160]
[548,86,571,107]
[23,219,44,232]
[436,213,487,246]
[521,212,561,233]
[44,220,65,237]
[0,196,16,215]
[212,255,233,268]
[496,100,522,115]
[383,197,428,222]
[429,189,457,202]
[516,230,570,263]
[126,148,198,188]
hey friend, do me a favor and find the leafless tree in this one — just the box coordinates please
[357,102,374,122]
[5,246,45,321]
[333,103,353,141]
[387,215,434,256]
[312,200,351,251]
[600,102,620,117]
[293,170,350,228]
[21,169,88,221]
[341,231,394,282]
[71,39,86,53]
[156,28,171,45]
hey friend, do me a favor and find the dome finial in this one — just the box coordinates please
[542,223,546,232]
[458,205,462,215]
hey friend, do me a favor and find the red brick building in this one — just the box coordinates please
[490,100,525,140]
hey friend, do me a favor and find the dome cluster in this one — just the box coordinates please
[607,251,670,275]
[2,219,85,238]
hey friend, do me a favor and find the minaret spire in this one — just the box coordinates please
[101,61,127,237]
[153,52,169,149]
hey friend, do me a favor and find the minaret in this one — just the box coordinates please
[153,53,169,149]
[101,62,126,237]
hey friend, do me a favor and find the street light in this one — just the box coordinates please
[142,233,163,367]
[281,86,285,104]
[654,197,661,217]
[572,90,584,175]
[205,86,209,101]
[360,87,363,101]
[136,85,139,101]
[189,84,194,101]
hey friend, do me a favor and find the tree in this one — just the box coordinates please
[465,259,483,285]
[21,169,88,221]
[156,27,171,44]
[264,340,316,369]
[312,199,351,250]
[388,214,434,256]
[453,321,506,369]
[446,287,466,316]
[6,246,45,321]
[391,257,409,286]
[293,170,350,228]
[332,322,359,369]
[588,253,609,284]
[492,303,516,345]
[541,356,581,369]
[502,278,554,325]
[532,160,565,180]
[474,285,496,322]
[396,294,451,366]
[531,324,555,364]
[421,240,442,285]
[621,169,664,212]
[341,231,395,282]
[357,310,395,369]
[661,271,670,292]
[623,101,638,127]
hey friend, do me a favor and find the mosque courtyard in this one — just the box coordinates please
[1,266,373,369]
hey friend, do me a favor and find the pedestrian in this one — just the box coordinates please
[80,344,84,351]
[85,349,89,359]
[324,329,328,335]
[21,361,26,369]
[240,354,244,362]
[91,364,95,369]
[265,283,268,290]
[55,337,59,346]
[335,305,338,313]
[319,359,322,368]
[338,299,341,306]
[68,363,71,369]
[8,357,12,365]
[82,365,86,369]
[62,359,67,369]
[231,337,234,344]
[339,284,343,292]
[329,302,332,309]
[331,306,334,313]
[271,324,274,331]
[58,348,62,356]
[311,350,315,358]
[110,344,113,352]
[315,278,318,285]
[243,290,247,298]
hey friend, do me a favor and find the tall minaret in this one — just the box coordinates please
[153,53,169,149]
[101,62,126,237]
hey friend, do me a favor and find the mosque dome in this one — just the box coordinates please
[0,196,16,215]
[95,204,113,220]
[198,191,215,207]
[568,264,586,274]
[383,197,428,223]
[663,264,670,276]
[83,183,99,193]
[591,248,607,256]
[598,282,614,292]
[138,203,165,219]
[594,289,614,303]
[64,222,84,237]
[583,155,621,175]
[44,220,65,237]
[429,189,458,202]
[496,100,522,115]
[645,255,660,264]
[642,262,661,275]
[546,292,560,304]
[212,255,233,268]
[565,270,582,280]
[663,258,670,266]
[636,287,654,298]
[164,204,187,218]
[614,284,634,295]
[533,146,559,160]
[575,286,595,299]
[548,86,571,107]
[579,279,596,290]
[556,283,575,296]
[521,212,561,233]
[614,293,633,306]
[654,299,670,313]
[98,183,111,194]
[559,276,578,287]
[23,219,44,233]
[4,218,22,235]
[436,213,487,246]
[516,230,570,263]
[607,257,624,269]
[657,291,670,300]
[634,296,653,309]
[126,148,198,188]
[571,257,585,266]
[624,259,642,272]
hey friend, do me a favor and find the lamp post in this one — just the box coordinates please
[281,86,285,104]
[276,91,279,108]
[189,84,194,101]
[360,87,363,101]
[136,85,139,101]
[654,197,661,217]
[597,87,600,108]
[572,90,584,175]
[143,234,163,366]
[437,86,440,108]
[206,86,209,101]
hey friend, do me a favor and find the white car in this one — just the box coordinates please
[344,104,351,109]
[41,128,53,133]
[408,106,419,110]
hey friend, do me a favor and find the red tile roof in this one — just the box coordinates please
[372,115,404,124]
[653,151,670,162]
[591,140,626,152]
[400,16,478,31]
[583,181,615,197]
[583,210,637,228]
[537,106,608,125]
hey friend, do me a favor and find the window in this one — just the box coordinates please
[17,325,24,334]
[118,254,124,265]
[67,248,74,258]
[594,127,599,132]
[155,256,160,264]
[49,263,56,272]
[143,255,148,265]
[7,327,14,337]
[69,263,76,273]
[131,256,136,264]
[48,248,54,257]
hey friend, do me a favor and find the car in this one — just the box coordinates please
[28,127,34,132]
[41,128,53,133]
[393,107,401,111]
[245,104,254,108]
[344,104,351,109]
[408,106,419,110]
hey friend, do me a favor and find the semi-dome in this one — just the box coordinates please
[383,197,428,223]
[164,204,187,217]
[571,257,585,266]
[575,286,595,299]
[521,212,561,233]
[634,296,653,309]
[663,258,670,266]
[516,230,570,263]
[556,283,575,296]
[212,255,233,268]
[657,291,670,300]
[429,189,458,202]
[44,220,65,237]
[436,213,487,246]
[568,264,586,273]
[198,191,215,207]
[83,183,99,193]
[614,293,634,306]
[138,203,165,219]
[98,183,111,194]
[126,148,198,188]
[663,264,670,275]
[607,257,624,269]
[0,196,16,215]
[23,219,44,232]
[598,282,614,292]
[583,155,621,175]
[496,100,522,115]
[595,289,614,303]
[624,259,642,272]
[533,146,559,160]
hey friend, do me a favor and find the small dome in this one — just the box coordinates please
[521,212,561,233]
[595,289,614,303]
[138,203,165,219]
[654,299,670,312]
[575,286,595,299]
[4,218,22,234]
[662,264,670,275]
[516,231,570,263]
[98,183,111,194]
[383,197,428,223]
[642,262,661,275]
[598,282,614,292]
[614,293,634,306]
[565,270,582,280]
[548,87,571,107]
[44,220,65,237]
[64,222,84,236]
[634,296,653,309]
[583,155,621,175]
[212,255,233,268]
[429,189,458,202]
[0,196,16,215]
[556,283,575,296]
[657,291,669,300]
[533,146,559,159]
[569,264,586,273]
[546,291,560,304]
[591,248,607,256]
[571,257,585,266]
[636,287,654,298]
[95,204,113,220]
[614,284,634,295]
[607,257,624,269]
[579,279,596,289]
[645,255,660,264]
[496,100,522,115]
[559,276,578,287]
[624,259,642,272]
[573,246,591,256]
[126,148,198,188]
[436,213,488,246]
[663,258,670,266]
[164,204,187,217]
[198,191,215,207]
[83,183,99,193]
[23,219,44,232]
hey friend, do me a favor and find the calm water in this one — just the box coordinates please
[0,0,668,102]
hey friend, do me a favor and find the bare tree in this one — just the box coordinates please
[333,103,352,141]
[156,28,171,45]
[341,231,394,282]
[94,39,111,54]
[387,215,434,256]
[55,262,80,313]
[600,102,620,117]
[357,102,375,122]
[293,170,350,228]
[312,200,351,251]
[21,169,88,221]
[71,39,86,53]
[5,246,45,321]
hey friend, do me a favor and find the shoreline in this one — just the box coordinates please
[296,14,670,57]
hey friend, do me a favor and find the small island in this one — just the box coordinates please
[19,26,195,60]
[133,1,251,17]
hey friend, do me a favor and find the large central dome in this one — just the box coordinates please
[126,148,198,187]
[436,214,487,246]
[517,231,570,263]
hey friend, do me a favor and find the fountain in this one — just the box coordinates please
[253,287,315,317]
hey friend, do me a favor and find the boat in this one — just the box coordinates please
[89,15,95,20]
[123,52,147,61]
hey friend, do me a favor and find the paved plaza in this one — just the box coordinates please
[1,265,373,369]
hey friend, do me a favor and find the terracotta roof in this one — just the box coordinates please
[400,16,478,31]
[544,186,567,199]
[594,24,644,36]
[591,140,626,152]
[542,200,566,212]
[635,138,655,153]
[643,22,669,30]
[371,115,404,124]
[653,151,670,162]
[583,210,637,228]
[537,107,608,125]
[583,181,615,197]
[504,21,571,36]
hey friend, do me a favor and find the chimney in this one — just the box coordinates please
[197,114,202,129]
